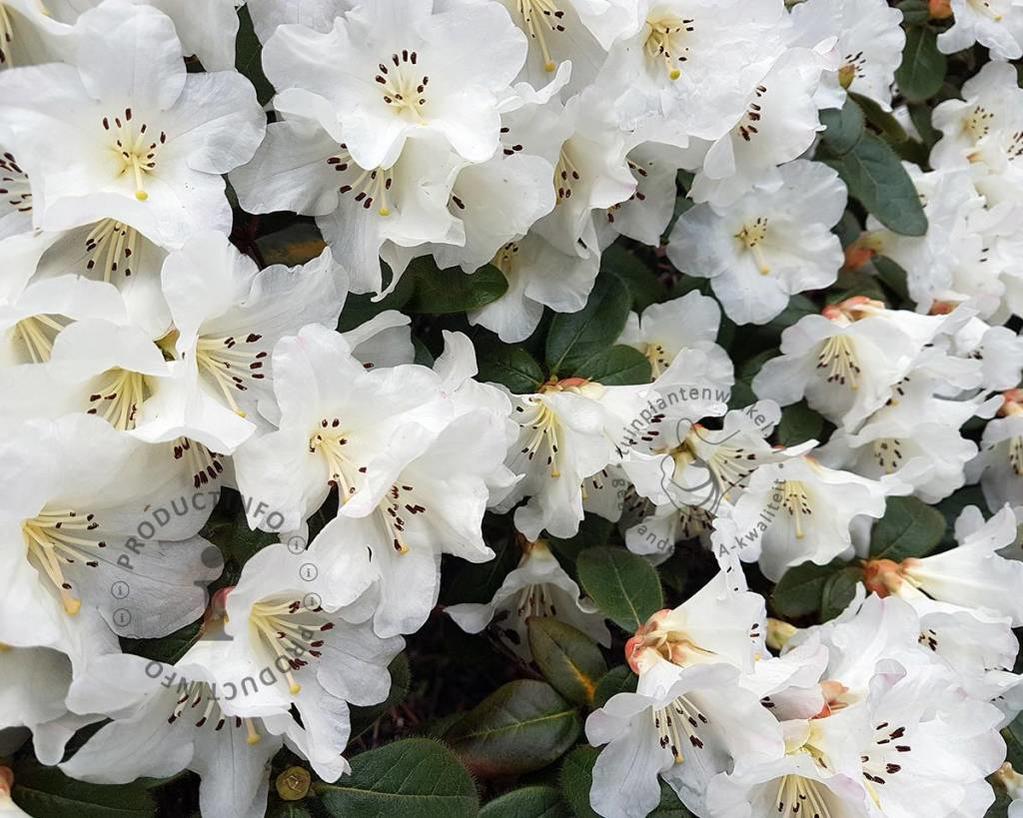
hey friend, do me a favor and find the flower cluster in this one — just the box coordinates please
[2,0,1023,817]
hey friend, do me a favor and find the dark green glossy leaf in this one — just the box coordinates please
[315,738,478,818]
[896,25,947,102]
[850,92,908,144]
[546,274,632,376]
[602,243,663,311]
[480,786,572,818]
[235,5,274,105]
[823,135,928,236]
[820,567,864,622]
[445,680,582,777]
[11,762,157,818]
[775,402,824,447]
[573,345,652,386]
[869,496,946,561]
[406,260,508,314]
[770,559,848,619]
[819,99,864,156]
[528,618,608,706]
[476,340,547,394]
[577,547,662,632]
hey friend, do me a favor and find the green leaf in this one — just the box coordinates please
[770,559,847,619]
[775,402,824,447]
[406,260,508,314]
[824,134,928,237]
[820,567,864,622]
[234,5,274,105]
[819,99,864,156]
[577,547,663,632]
[445,680,582,777]
[119,618,201,665]
[869,496,946,561]
[528,618,608,706]
[546,274,632,376]
[475,338,547,394]
[315,738,478,818]
[896,0,930,25]
[11,762,157,818]
[593,665,638,709]
[872,256,910,305]
[602,243,663,311]
[548,515,615,577]
[849,92,908,144]
[348,653,411,741]
[895,25,947,102]
[480,786,572,818]
[573,345,652,386]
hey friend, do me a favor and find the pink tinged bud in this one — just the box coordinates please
[863,559,902,597]
[929,0,953,19]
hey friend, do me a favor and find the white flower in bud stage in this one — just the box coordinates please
[0,414,220,644]
[263,0,527,171]
[218,544,403,770]
[667,160,846,325]
[787,0,905,111]
[721,455,889,581]
[0,0,264,248]
[938,0,1023,61]
[446,538,609,659]
[60,644,303,818]
[586,657,784,818]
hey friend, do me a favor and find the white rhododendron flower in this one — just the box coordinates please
[0,0,264,247]
[668,160,846,325]
[3,2,1023,818]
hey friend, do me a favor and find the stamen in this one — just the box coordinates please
[554,147,581,202]
[644,16,695,80]
[328,146,395,217]
[736,217,771,274]
[517,397,562,478]
[194,332,267,417]
[516,0,566,72]
[781,481,813,539]
[104,109,164,201]
[85,368,150,431]
[376,50,429,121]
[84,219,141,281]
[652,694,709,764]
[0,150,31,213]
[14,314,64,363]
[22,509,106,616]
[815,335,862,388]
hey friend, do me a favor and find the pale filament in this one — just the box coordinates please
[22,508,105,616]
[85,219,140,281]
[517,0,565,72]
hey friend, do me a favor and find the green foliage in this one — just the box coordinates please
[546,274,633,377]
[11,763,157,818]
[577,547,664,632]
[444,680,582,777]
[869,496,946,561]
[896,25,948,101]
[770,559,851,620]
[823,134,928,236]
[405,259,509,314]
[480,786,572,818]
[528,617,608,706]
[315,739,478,817]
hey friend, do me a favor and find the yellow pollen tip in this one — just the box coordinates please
[63,597,82,616]
[0,643,10,653]
[378,207,391,217]
[135,190,149,202]
[544,61,557,72]
[247,733,262,745]
[236,410,247,418]
[669,68,681,80]
[289,682,302,695]
[759,267,771,276]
